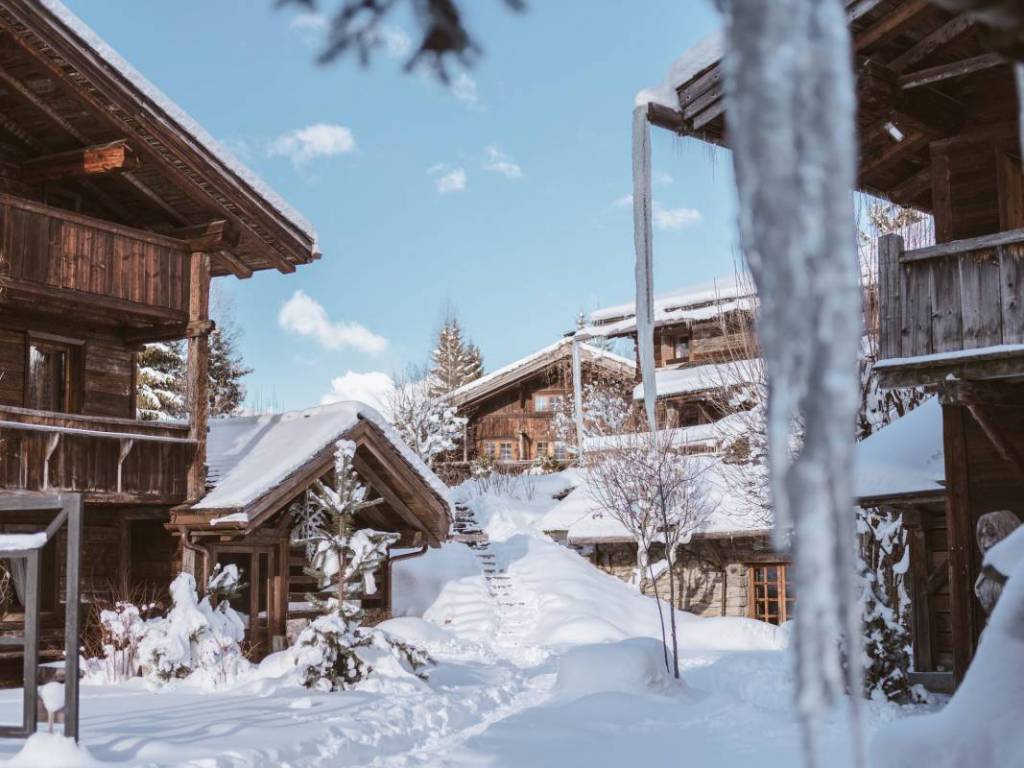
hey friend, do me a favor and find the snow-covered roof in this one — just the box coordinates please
[538,455,770,544]
[633,360,757,401]
[197,401,449,517]
[636,29,724,108]
[582,276,756,339]
[39,0,316,245]
[447,339,635,408]
[582,411,748,455]
[855,397,945,501]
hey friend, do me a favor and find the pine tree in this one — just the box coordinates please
[136,341,187,421]
[289,441,430,691]
[429,307,484,397]
[209,285,253,417]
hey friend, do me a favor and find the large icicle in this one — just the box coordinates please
[717,1,863,766]
[632,106,658,434]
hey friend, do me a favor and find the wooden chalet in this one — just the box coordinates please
[0,0,449,667]
[580,276,758,430]
[446,338,635,468]
[650,0,1024,685]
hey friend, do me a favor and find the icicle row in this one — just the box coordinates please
[632,105,657,435]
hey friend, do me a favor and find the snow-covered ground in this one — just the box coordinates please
[0,471,920,767]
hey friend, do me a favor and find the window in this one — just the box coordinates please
[27,340,72,412]
[534,394,564,413]
[553,442,569,461]
[673,337,689,361]
[485,443,497,459]
[749,564,795,625]
[534,442,548,459]
[499,442,513,461]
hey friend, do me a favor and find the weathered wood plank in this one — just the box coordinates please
[878,233,904,359]
[900,52,1009,90]
[902,226,1024,263]
[901,258,933,358]
[999,244,1024,344]
[958,248,1003,350]
[930,254,962,354]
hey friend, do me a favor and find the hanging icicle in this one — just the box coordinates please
[717,1,864,766]
[632,105,657,434]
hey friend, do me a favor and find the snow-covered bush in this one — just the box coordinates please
[96,601,148,683]
[139,573,248,687]
[857,507,914,703]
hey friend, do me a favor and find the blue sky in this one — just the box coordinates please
[65,0,737,411]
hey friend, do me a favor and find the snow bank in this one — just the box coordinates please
[553,638,674,700]
[871,529,1024,767]
[3,733,100,767]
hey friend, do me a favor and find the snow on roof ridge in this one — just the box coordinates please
[448,338,633,403]
[589,274,755,325]
[39,0,317,245]
[635,28,724,108]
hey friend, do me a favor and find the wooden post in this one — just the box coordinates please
[877,233,904,361]
[62,494,82,741]
[186,252,211,501]
[941,403,977,684]
[22,550,39,738]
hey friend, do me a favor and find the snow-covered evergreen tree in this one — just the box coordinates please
[388,366,466,467]
[289,440,431,691]
[429,308,483,397]
[136,341,187,421]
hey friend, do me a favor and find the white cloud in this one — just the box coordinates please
[654,171,674,187]
[429,164,467,194]
[612,194,633,208]
[653,203,702,231]
[278,290,388,354]
[268,123,356,167]
[320,371,395,413]
[451,72,479,107]
[483,145,523,179]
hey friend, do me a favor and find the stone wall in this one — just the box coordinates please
[582,535,787,620]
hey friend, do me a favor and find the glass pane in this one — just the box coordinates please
[28,344,66,411]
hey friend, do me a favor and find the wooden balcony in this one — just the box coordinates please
[0,193,192,335]
[875,229,1024,388]
[0,406,195,503]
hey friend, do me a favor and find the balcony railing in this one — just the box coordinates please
[875,228,1024,387]
[0,406,195,502]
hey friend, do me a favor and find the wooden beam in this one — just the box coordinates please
[945,379,1024,408]
[214,250,253,280]
[887,13,974,74]
[891,166,932,204]
[646,103,686,133]
[901,225,1024,263]
[352,454,430,538]
[855,0,929,51]
[966,404,1024,479]
[21,139,138,184]
[900,52,1009,90]
[847,0,887,24]
[168,219,241,252]
[859,131,931,180]
[186,253,211,502]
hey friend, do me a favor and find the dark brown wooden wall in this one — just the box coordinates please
[0,327,133,417]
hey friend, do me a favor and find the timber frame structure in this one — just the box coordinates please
[0,0,449,679]
[655,0,1024,686]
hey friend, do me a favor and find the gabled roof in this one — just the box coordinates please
[447,338,636,409]
[632,360,758,401]
[855,397,945,503]
[582,275,756,339]
[189,402,450,544]
[538,455,771,545]
[0,1,318,275]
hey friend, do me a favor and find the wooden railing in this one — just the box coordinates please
[0,406,195,502]
[876,229,1024,383]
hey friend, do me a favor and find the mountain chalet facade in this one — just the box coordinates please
[447,338,635,467]
[0,0,449,669]
[652,2,1024,688]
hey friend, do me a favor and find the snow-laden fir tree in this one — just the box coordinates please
[429,307,483,397]
[289,440,431,691]
[388,366,466,468]
[136,341,187,420]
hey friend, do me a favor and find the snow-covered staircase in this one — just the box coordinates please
[451,502,535,658]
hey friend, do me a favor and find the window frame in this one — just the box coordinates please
[534,441,548,460]
[498,442,513,462]
[25,333,83,414]
[748,563,795,625]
